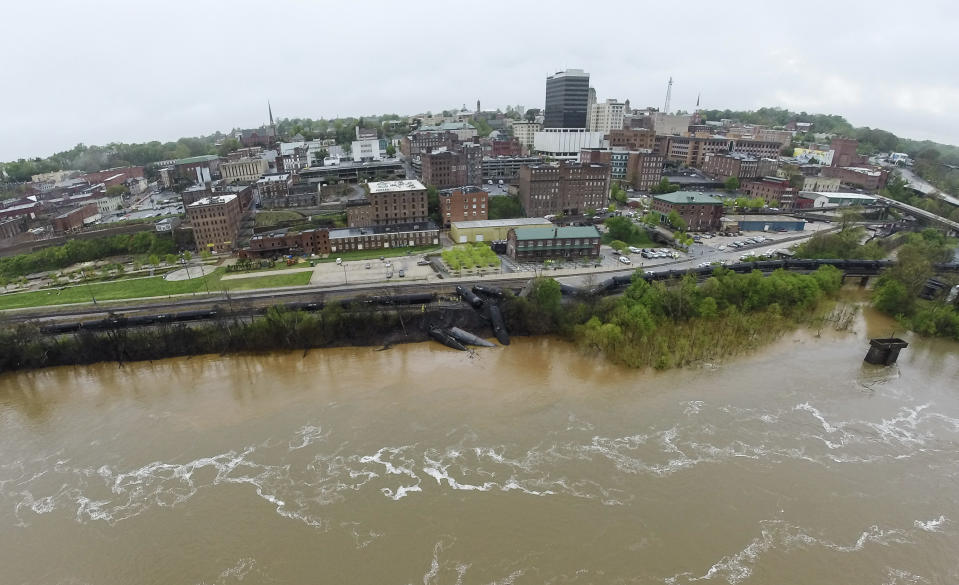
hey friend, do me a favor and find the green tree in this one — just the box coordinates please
[610,240,628,252]
[217,138,241,157]
[385,143,396,157]
[666,210,687,231]
[148,254,160,268]
[488,195,524,219]
[200,250,212,261]
[723,176,740,193]
[105,184,129,197]
[182,251,192,262]
[164,253,177,266]
[650,178,680,194]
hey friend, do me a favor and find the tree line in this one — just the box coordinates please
[0,232,175,281]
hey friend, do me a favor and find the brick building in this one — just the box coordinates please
[518,162,611,217]
[820,165,889,191]
[0,217,26,240]
[830,137,863,167]
[52,203,100,233]
[328,222,439,253]
[185,194,243,253]
[82,166,145,185]
[606,128,656,151]
[490,139,522,157]
[731,139,782,160]
[665,136,732,168]
[702,153,778,181]
[438,186,488,227]
[651,192,724,231]
[742,176,798,209]
[506,225,601,260]
[244,227,331,257]
[346,179,429,228]
[626,151,666,191]
[420,146,483,189]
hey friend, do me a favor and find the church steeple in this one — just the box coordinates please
[268,100,276,139]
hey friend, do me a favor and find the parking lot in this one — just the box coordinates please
[309,257,434,286]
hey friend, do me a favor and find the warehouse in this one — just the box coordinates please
[450,217,553,243]
[722,214,806,232]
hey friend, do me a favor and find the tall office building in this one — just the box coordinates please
[544,69,590,129]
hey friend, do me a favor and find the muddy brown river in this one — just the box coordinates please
[1,307,958,584]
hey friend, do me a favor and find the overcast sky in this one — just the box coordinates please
[2,0,957,161]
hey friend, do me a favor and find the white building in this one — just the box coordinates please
[651,112,692,136]
[804,192,878,208]
[587,99,625,134]
[351,139,382,162]
[220,158,268,184]
[94,194,124,214]
[511,121,541,152]
[532,128,607,159]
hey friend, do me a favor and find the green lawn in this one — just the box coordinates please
[254,210,306,228]
[316,245,440,263]
[0,268,313,310]
[601,230,656,247]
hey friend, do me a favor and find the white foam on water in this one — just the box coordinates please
[382,482,422,500]
[218,557,256,581]
[883,567,931,585]
[488,569,525,585]
[667,519,924,584]
[914,515,948,532]
[682,401,705,416]
[288,424,327,450]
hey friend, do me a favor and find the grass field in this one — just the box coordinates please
[254,210,306,228]
[0,268,313,310]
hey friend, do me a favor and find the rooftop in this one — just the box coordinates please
[256,174,291,183]
[513,226,601,241]
[368,179,426,193]
[723,214,806,223]
[187,194,237,207]
[329,220,437,239]
[452,217,553,230]
[175,154,220,165]
[802,192,878,200]
[653,191,724,205]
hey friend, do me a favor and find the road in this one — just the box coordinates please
[885,164,959,207]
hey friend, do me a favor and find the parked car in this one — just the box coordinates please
[628,246,641,254]
[619,256,632,265]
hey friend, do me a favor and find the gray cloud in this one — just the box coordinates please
[2,0,957,160]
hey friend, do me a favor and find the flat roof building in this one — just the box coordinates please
[450,217,554,244]
[506,225,601,260]
[651,191,724,231]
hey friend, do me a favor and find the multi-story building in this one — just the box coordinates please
[482,156,544,183]
[518,161,610,217]
[742,176,797,209]
[256,174,294,206]
[185,194,243,253]
[489,139,522,157]
[587,99,625,134]
[650,112,692,136]
[221,157,268,184]
[533,128,607,159]
[830,137,862,167]
[702,153,778,181]
[607,128,656,151]
[244,227,331,258]
[650,192,724,231]
[820,165,889,191]
[173,154,221,184]
[438,186,489,227]
[544,68,590,129]
[731,139,782,160]
[506,225,601,260]
[52,203,101,233]
[346,179,429,228]
[328,222,439,253]
[420,145,483,189]
[626,151,666,191]
[802,176,841,192]
[666,136,732,168]
[351,139,382,162]
[400,129,458,157]
[511,121,541,153]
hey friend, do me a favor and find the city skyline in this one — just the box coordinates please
[2,0,957,161]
